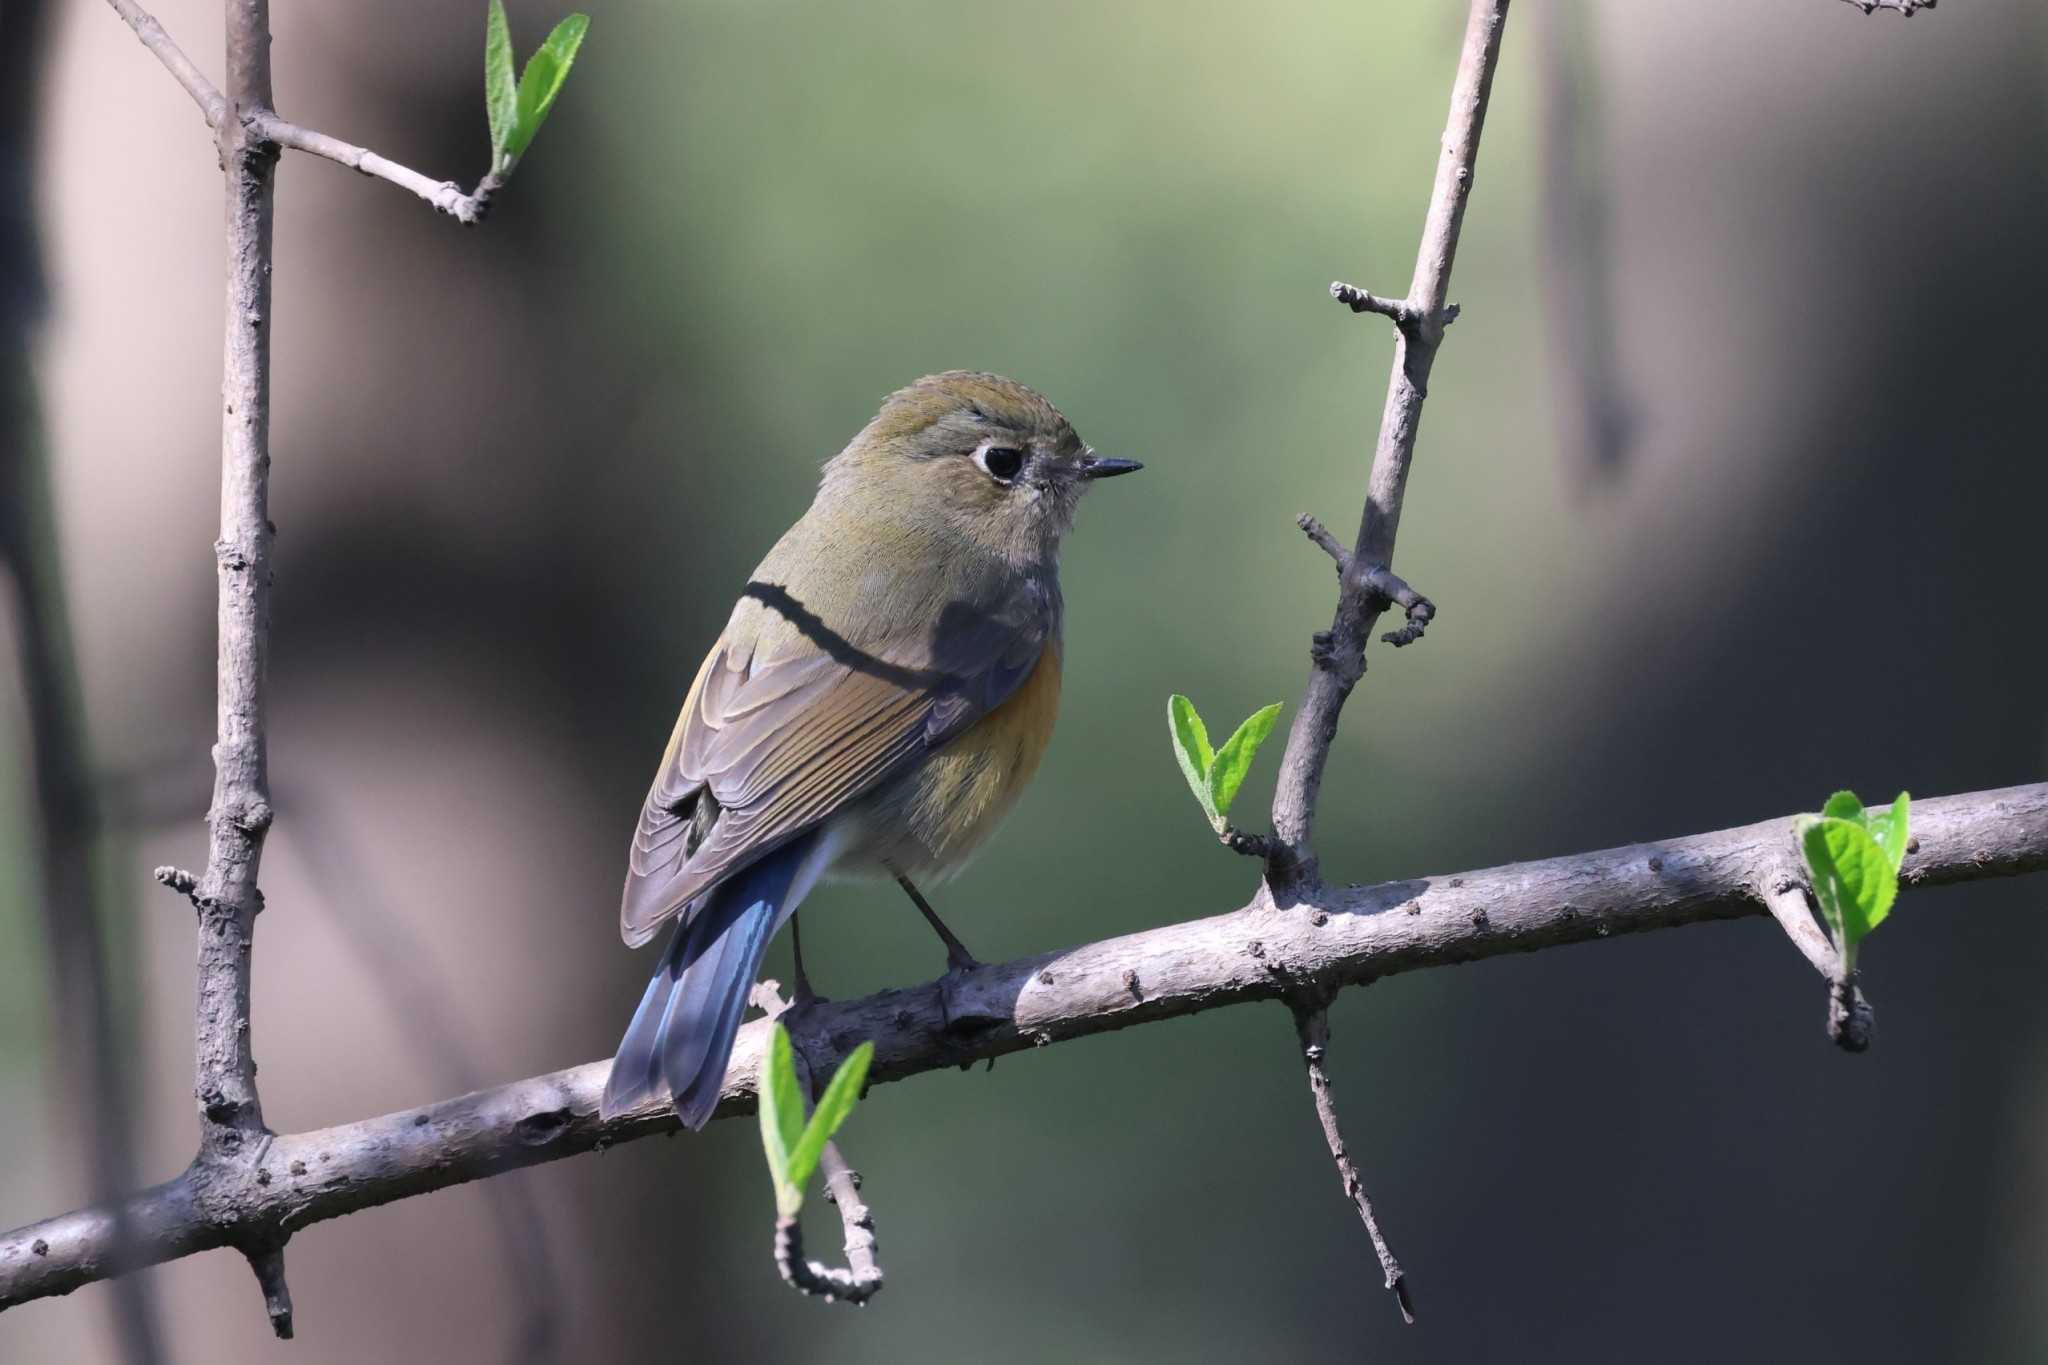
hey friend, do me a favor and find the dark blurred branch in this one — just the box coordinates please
[3,782,2041,1310]
[1266,0,1510,896]
[1838,0,1936,14]
[1535,0,1632,486]
[1290,1000,1412,1323]
[106,0,502,223]
[275,799,563,1361]
[0,1,166,1359]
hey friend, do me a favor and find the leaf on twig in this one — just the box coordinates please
[1870,791,1911,873]
[484,0,518,166]
[1207,703,1283,820]
[1797,789,1909,972]
[509,14,590,161]
[758,1024,808,1217]
[758,1024,874,1219]
[1168,694,1218,826]
[787,1042,874,1194]
[484,5,590,174]
[1821,790,1865,823]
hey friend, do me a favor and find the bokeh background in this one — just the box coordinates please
[5,0,2047,1361]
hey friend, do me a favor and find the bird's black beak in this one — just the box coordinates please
[1080,455,1144,480]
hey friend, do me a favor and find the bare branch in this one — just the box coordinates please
[1268,0,1512,893]
[1329,280,1422,331]
[245,1241,293,1339]
[103,0,226,127]
[819,1144,883,1296]
[3,782,2041,1311]
[250,114,500,225]
[1760,878,1873,1051]
[147,0,295,1332]
[1297,513,1350,568]
[1291,1002,1412,1323]
[104,2,501,223]
[1354,564,1434,648]
[776,1145,884,1306]
[1759,880,1836,979]
[1837,0,1936,13]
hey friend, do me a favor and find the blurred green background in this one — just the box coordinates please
[5,0,2047,1361]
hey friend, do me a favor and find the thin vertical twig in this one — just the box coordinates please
[1292,1003,1413,1323]
[170,0,294,1335]
[1268,0,1513,895]
[1263,0,1513,1308]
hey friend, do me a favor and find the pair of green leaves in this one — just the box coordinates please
[1796,790,1910,972]
[759,1024,875,1219]
[1169,695,1284,833]
[485,1,590,175]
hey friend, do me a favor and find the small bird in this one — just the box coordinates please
[601,371,1141,1127]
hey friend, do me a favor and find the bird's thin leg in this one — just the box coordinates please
[891,870,982,973]
[788,911,821,1008]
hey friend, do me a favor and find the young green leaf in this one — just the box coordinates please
[507,13,591,161]
[1870,791,1911,874]
[1207,702,1284,819]
[758,1024,808,1217]
[484,0,518,164]
[1168,694,1219,825]
[1821,790,1865,823]
[1801,816,1898,958]
[786,1041,875,1193]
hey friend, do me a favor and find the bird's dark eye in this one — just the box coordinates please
[975,445,1025,482]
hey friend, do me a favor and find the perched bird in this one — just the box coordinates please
[601,371,1141,1127]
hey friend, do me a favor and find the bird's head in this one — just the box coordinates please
[822,371,1141,567]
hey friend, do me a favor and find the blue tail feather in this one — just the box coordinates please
[601,831,820,1128]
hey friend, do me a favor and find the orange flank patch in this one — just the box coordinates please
[907,642,1063,870]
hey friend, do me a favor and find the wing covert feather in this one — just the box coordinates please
[618,575,1055,946]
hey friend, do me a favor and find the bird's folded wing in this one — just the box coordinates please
[620,590,1050,947]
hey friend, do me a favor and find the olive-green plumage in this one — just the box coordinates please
[602,372,1140,1126]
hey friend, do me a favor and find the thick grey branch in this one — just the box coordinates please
[1268,0,1511,893]
[3,782,2041,1313]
